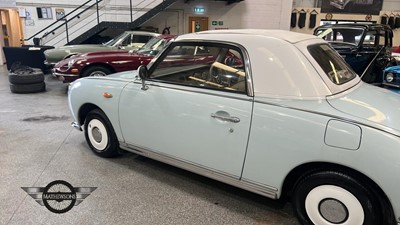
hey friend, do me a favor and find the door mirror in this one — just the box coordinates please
[138,65,149,90]
[138,65,148,80]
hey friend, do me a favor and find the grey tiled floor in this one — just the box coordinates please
[0,65,299,225]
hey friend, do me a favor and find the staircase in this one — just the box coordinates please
[25,0,178,47]
[69,0,178,45]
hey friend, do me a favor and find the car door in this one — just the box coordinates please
[119,42,253,177]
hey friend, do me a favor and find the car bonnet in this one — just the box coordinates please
[327,83,400,132]
[384,65,400,73]
[104,70,138,80]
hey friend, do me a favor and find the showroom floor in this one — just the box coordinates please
[0,65,299,225]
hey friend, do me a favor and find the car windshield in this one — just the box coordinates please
[103,32,128,46]
[309,44,357,85]
[137,37,166,56]
[315,28,365,46]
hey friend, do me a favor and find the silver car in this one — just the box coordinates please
[44,31,159,66]
[68,29,400,225]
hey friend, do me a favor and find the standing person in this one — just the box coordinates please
[162,27,170,35]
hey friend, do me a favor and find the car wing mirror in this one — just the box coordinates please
[138,65,149,90]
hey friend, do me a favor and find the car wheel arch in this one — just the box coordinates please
[64,53,78,59]
[78,103,101,125]
[281,161,395,224]
[80,63,115,78]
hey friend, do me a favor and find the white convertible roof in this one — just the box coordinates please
[176,29,319,44]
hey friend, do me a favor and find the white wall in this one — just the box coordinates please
[144,0,292,35]
[16,1,94,45]
[16,0,163,45]
[16,0,292,46]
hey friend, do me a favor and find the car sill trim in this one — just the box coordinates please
[120,142,278,199]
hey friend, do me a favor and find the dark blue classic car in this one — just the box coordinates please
[314,24,396,84]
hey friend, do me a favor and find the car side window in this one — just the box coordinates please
[131,35,153,48]
[363,31,376,46]
[149,43,247,94]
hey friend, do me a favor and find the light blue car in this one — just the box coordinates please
[68,29,400,225]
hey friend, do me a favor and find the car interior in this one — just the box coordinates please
[149,45,247,93]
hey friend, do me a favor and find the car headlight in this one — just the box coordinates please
[67,59,75,68]
[386,72,394,82]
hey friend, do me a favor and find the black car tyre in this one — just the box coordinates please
[10,82,46,94]
[84,109,119,158]
[81,66,112,78]
[292,171,383,225]
[8,69,44,84]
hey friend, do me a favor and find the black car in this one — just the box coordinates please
[314,24,397,84]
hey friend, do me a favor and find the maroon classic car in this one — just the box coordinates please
[52,35,176,83]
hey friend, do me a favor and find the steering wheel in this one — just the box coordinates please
[209,63,222,84]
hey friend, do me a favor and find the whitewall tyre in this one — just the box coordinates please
[305,185,363,225]
[292,171,383,225]
[84,109,119,158]
[87,119,108,151]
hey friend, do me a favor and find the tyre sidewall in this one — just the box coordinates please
[9,82,46,94]
[84,109,119,157]
[9,71,45,84]
[81,66,112,78]
[293,171,380,225]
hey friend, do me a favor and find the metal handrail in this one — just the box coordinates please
[51,12,106,46]
[130,0,160,22]
[23,0,103,41]
[27,0,166,45]
[41,1,103,39]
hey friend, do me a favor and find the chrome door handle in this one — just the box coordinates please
[211,113,240,123]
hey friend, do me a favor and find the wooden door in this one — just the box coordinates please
[0,9,23,46]
[0,10,10,46]
[188,16,209,33]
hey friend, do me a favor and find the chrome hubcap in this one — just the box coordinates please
[91,127,102,143]
[319,198,349,223]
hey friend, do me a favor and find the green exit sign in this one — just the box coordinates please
[194,7,205,13]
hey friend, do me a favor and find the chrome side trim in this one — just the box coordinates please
[71,122,82,131]
[52,72,79,77]
[383,83,400,88]
[44,61,56,66]
[254,99,400,138]
[119,142,278,199]
[133,80,253,102]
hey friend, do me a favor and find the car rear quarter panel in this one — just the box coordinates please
[247,37,332,98]
[68,78,129,142]
[241,97,400,220]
